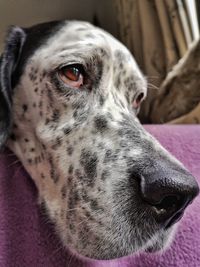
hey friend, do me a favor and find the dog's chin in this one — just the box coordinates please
[66,226,177,261]
[144,225,177,254]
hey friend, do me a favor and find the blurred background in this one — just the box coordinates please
[0,0,200,124]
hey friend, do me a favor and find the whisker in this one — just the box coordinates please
[147,82,160,90]
[7,159,21,167]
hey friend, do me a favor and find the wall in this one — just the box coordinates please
[0,0,118,51]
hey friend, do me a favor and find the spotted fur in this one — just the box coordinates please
[0,21,198,260]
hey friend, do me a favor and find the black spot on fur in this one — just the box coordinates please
[42,70,47,77]
[125,91,130,104]
[41,173,45,179]
[106,112,114,120]
[29,72,37,81]
[48,156,59,183]
[76,27,88,31]
[68,192,77,210]
[69,223,75,233]
[119,99,125,109]
[42,143,46,150]
[22,104,28,112]
[45,118,50,125]
[94,115,108,133]
[85,33,95,38]
[39,101,43,108]
[51,136,62,150]
[90,199,104,213]
[101,170,110,181]
[99,95,105,106]
[10,133,16,141]
[61,185,67,199]
[114,75,121,89]
[99,48,109,59]
[50,168,59,183]
[104,149,118,163]
[52,109,60,122]
[67,146,74,156]
[34,156,41,164]
[68,164,74,174]
[80,149,98,186]
[81,189,90,202]
[73,110,78,119]
[97,142,105,150]
[47,88,54,105]
[63,127,72,135]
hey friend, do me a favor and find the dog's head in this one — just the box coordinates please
[0,21,199,259]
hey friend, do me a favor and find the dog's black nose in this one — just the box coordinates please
[140,165,199,228]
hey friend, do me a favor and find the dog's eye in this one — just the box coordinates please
[59,64,84,88]
[132,92,144,109]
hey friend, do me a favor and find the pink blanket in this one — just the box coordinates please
[0,125,200,267]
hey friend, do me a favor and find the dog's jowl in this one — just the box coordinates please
[0,21,199,259]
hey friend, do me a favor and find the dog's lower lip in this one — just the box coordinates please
[164,211,184,229]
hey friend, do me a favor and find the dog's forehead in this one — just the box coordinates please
[30,21,136,68]
[37,21,127,53]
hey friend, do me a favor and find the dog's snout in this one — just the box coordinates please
[139,165,199,228]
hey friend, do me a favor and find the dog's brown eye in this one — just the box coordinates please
[133,92,144,109]
[59,64,84,88]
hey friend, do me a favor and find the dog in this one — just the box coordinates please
[0,20,199,260]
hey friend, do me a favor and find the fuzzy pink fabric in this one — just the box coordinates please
[0,125,200,267]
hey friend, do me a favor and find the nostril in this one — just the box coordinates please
[154,195,184,214]
[152,194,188,226]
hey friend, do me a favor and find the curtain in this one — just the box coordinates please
[115,0,194,123]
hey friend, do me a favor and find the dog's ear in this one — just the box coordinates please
[0,27,26,147]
